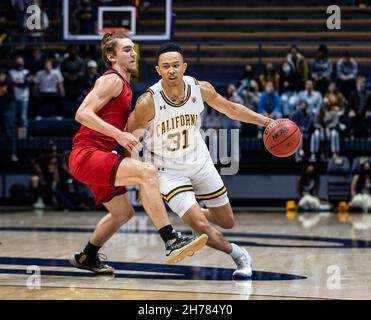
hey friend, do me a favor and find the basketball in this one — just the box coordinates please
[263,119,302,157]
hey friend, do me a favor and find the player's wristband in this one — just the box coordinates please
[263,118,273,127]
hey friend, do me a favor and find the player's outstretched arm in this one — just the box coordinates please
[75,74,139,152]
[199,80,273,127]
[126,91,155,135]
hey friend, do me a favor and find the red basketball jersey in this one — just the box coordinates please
[72,69,132,151]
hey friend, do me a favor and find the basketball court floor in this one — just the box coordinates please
[0,210,370,300]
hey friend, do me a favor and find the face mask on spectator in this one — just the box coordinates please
[283,65,291,74]
[15,63,23,70]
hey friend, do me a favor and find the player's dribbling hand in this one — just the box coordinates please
[115,132,142,153]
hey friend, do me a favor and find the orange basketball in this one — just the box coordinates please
[263,119,302,157]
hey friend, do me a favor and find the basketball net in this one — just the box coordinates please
[98,27,129,35]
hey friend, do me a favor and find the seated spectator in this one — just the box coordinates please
[280,61,298,93]
[291,100,313,162]
[0,69,18,161]
[83,60,99,96]
[349,160,371,211]
[11,0,26,43]
[337,50,357,100]
[34,59,65,117]
[309,103,340,162]
[222,84,243,130]
[280,61,299,117]
[72,0,98,59]
[297,164,331,211]
[323,81,345,116]
[348,76,371,137]
[297,80,323,116]
[26,47,45,76]
[9,56,33,139]
[258,81,282,119]
[310,45,333,95]
[53,155,94,211]
[60,44,85,100]
[237,79,260,112]
[286,45,308,90]
[258,82,282,137]
[258,63,280,92]
[239,64,256,89]
[203,106,223,130]
[30,140,70,210]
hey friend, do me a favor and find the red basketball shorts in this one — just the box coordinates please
[68,146,126,204]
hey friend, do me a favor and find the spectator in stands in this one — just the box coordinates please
[337,50,358,100]
[73,0,96,35]
[323,81,347,134]
[349,160,371,211]
[297,164,320,210]
[280,61,297,93]
[11,0,27,43]
[222,84,243,130]
[310,45,333,95]
[239,64,256,89]
[258,81,282,138]
[237,79,260,112]
[258,81,282,119]
[9,56,33,139]
[348,76,371,137]
[34,59,65,117]
[297,80,323,116]
[280,61,299,117]
[53,155,94,211]
[296,164,331,211]
[309,103,340,162]
[60,44,85,107]
[26,47,45,76]
[73,0,97,59]
[323,81,345,116]
[286,45,308,90]
[82,60,99,96]
[203,106,222,130]
[258,63,280,92]
[23,0,49,44]
[30,140,70,210]
[291,100,313,162]
[0,70,18,162]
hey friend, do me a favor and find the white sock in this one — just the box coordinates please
[230,243,244,259]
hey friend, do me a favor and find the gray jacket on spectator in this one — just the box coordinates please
[337,58,358,81]
[311,58,332,79]
[314,107,339,129]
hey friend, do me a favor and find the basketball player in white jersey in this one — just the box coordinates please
[127,43,273,278]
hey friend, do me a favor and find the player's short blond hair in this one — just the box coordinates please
[101,32,130,68]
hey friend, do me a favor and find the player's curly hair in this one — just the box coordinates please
[101,32,130,68]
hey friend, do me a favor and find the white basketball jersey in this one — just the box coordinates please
[144,75,210,167]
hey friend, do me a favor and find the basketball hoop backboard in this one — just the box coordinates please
[63,0,172,41]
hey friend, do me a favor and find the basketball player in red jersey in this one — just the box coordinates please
[68,33,208,274]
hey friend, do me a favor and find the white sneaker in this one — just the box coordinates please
[232,248,252,279]
[33,197,45,210]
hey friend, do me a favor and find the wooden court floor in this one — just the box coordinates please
[0,210,370,300]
